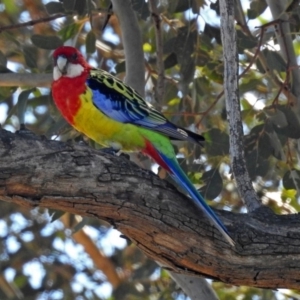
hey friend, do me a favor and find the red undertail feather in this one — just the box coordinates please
[142,139,172,172]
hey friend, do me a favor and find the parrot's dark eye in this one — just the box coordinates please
[71,53,78,61]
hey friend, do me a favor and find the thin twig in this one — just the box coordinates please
[0,13,66,32]
[101,3,113,31]
[145,61,178,85]
[196,90,224,127]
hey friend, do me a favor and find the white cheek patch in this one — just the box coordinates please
[57,56,67,71]
[53,66,62,81]
[66,63,84,78]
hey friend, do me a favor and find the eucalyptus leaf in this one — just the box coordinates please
[72,218,88,233]
[48,209,66,222]
[23,45,38,69]
[263,49,286,72]
[283,170,300,192]
[0,50,7,67]
[131,0,150,20]
[86,30,96,54]
[59,23,81,41]
[45,1,65,14]
[17,88,36,124]
[199,168,223,200]
[204,128,229,156]
[247,0,267,19]
[31,35,63,50]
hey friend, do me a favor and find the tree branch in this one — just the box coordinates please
[266,0,300,103]
[110,0,145,96]
[1,129,300,289]
[0,73,52,87]
[61,214,122,289]
[0,13,66,33]
[219,0,262,212]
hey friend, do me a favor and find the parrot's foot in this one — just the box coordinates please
[16,124,42,140]
[119,153,130,161]
[100,148,131,161]
[100,147,119,156]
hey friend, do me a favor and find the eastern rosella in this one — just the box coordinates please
[51,46,234,246]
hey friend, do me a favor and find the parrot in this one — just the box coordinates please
[51,46,234,246]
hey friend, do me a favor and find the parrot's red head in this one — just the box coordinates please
[52,46,90,81]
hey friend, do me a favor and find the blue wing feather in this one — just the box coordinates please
[87,69,204,144]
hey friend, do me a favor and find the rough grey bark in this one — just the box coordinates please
[219,0,261,212]
[2,129,300,289]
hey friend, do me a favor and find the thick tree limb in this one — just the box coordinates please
[219,0,262,212]
[1,129,300,289]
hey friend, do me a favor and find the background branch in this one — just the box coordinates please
[110,0,144,96]
[0,13,65,33]
[149,0,165,104]
[266,0,300,102]
[0,73,52,87]
[219,0,262,212]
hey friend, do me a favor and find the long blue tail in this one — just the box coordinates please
[159,151,234,246]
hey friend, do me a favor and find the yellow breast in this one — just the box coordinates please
[72,88,145,151]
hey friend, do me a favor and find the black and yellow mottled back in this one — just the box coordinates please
[87,69,205,145]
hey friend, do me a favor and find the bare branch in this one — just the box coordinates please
[111,0,145,96]
[0,73,52,87]
[219,0,262,212]
[0,13,66,33]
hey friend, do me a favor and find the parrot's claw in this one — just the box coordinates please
[100,148,131,161]
[119,153,130,161]
[16,124,41,140]
[100,147,118,156]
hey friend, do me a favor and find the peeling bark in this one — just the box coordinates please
[1,129,300,289]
